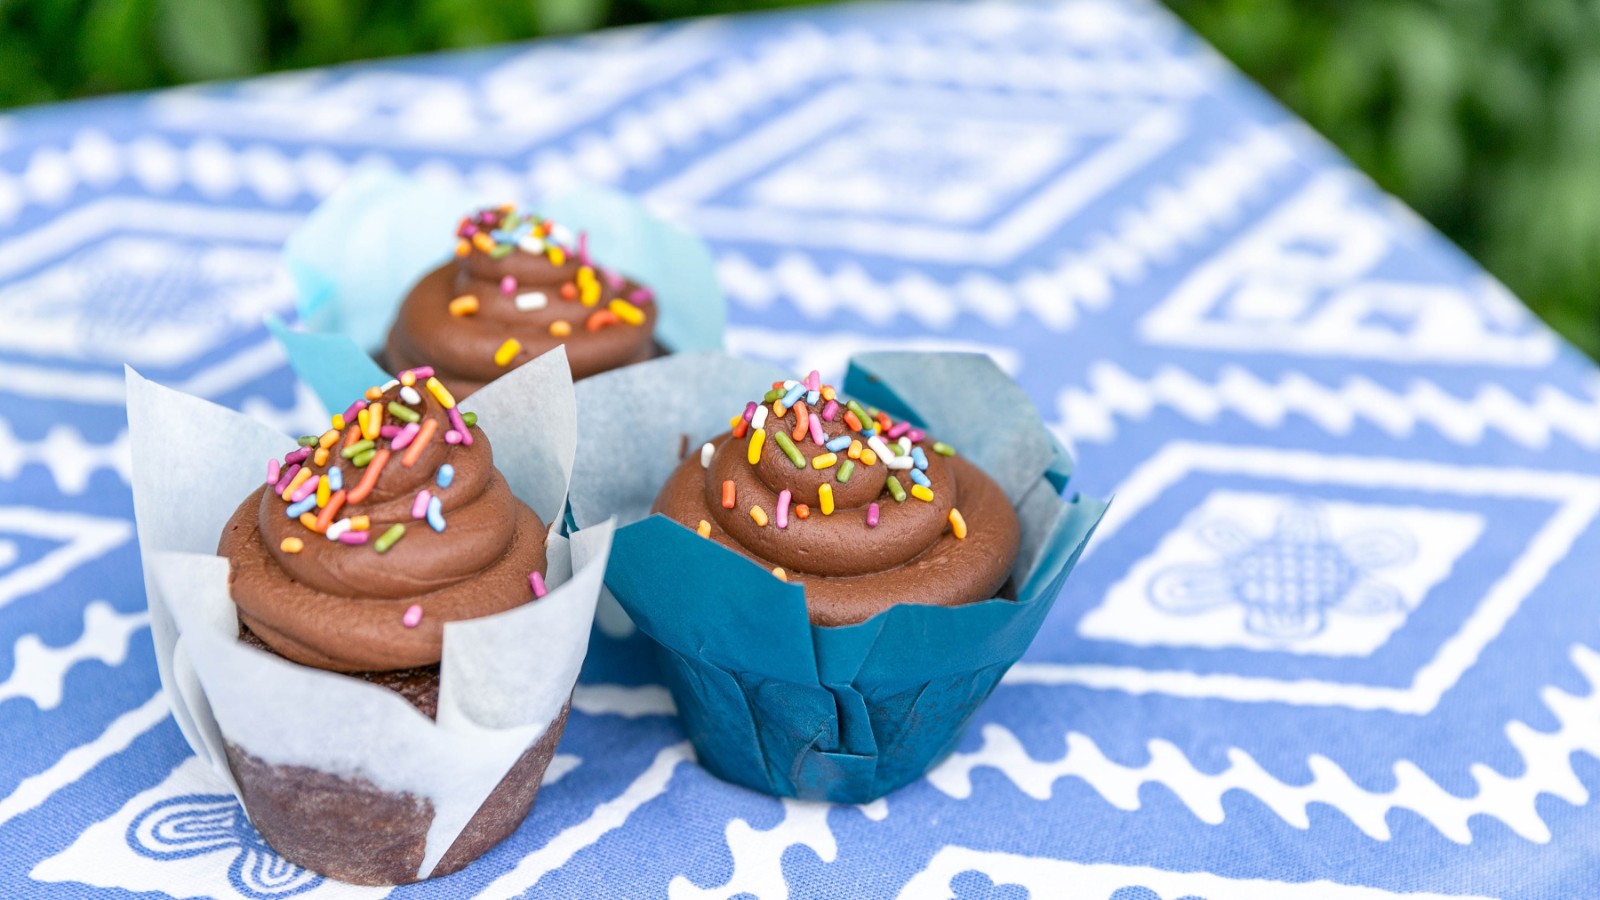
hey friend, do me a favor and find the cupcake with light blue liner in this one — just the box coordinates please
[281,167,724,398]
[128,340,614,884]
[567,350,1106,803]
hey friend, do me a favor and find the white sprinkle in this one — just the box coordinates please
[782,380,799,390]
[868,436,894,460]
[885,456,915,470]
[700,442,715,468]
[897,436,912,455]
[399,385,422,405]
[325,518,352,540]
[515,291,548,311]
[379,379,399,392]
[751,405,768,430]
[517,236,546,254]
[550,224,574,245]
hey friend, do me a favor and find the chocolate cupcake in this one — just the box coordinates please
[384,206,659,397]
[568,351,1106,803]
[652,373,1020,627]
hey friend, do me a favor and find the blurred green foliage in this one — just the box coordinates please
[3,0,1597,356]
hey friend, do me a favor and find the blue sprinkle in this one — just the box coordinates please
[825,435,852,452]
[781,383,806,408]
[427,496,446,533]
[911,447,929,471]
[437,464,455,488]
[286,495,318,517]
[491,229,516,243]
[328,466,343,491]
[860,425,876,438]
[806,389,820,405]
[909,468,931,488]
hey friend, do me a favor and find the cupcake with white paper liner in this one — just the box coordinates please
[567,350,1106,803]
[281,167,725,398]
[128,345,613,885]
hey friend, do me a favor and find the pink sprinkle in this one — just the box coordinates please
[266,458,281,485]
[290,477,317,503]
[411,490,431,519]
[274,463,301,494]
[390,421,421,450]
[577,231,589,266]
[867,503,880,527]
[887,421,911,439]
[284,447,311,465]
[403,366,434,380]
[777,489,791,529]
[821,400,839,421]
[907,428,926,443]
[461,224,477,237]
[445,430,462,444]
[342,400,365,422]
[449,407,472,446]
[629,287,653,305]
[500,275,517,295]
[402,604,423,628]
[805,370,820,391]
[742,401,757,423]
[603,268,624,290]
[808,414,825,445]
[337,530,369,545]
[529,571,547,598]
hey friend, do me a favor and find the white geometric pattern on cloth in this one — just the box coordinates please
[0,600,149,709]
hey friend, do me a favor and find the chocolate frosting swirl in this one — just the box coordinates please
[219,377,547,672]
[653,377,1020,627]
[385,208,658,398]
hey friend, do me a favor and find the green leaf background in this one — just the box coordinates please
[4,0,1597,357]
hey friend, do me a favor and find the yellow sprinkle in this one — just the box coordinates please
[362,401,381,440]
[818,483,834,515]
[730,414,743,429]
[910,484,934,502]
[400,371,416,387]
[494,338,521,367]
[609,298,646,325]
[549,320,572,337]
[299,511,322,533]
[847,440,862,460]
[748,428,766,465]
[316,474,330,508]
[351,515,371,531]
[548,246,567,266]
[772,567,788,582]
[331,414,345,431]
[580,280,601,307]
[697,519,711,538]
[281,467,313,500]
[425,376,456,409]
[821,386,836,401]
[313,447,329,467]
[811,452,838,469]
[750,505,769,527]
[949,508,968,540]
[577,265,596,284]
[448,295,479,317]
[773,401,786,418]
[280,537,304,554]
[861,448,878,467]
[455,239,471,258]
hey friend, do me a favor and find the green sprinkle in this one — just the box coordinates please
[763,388,784,403]
[387,401,420,424]
[490,243,513,259]
[846,400,869,424]
[885,475,907,503]
[932,441,956,457]
[836,460,855,483]
[374,524,406,553]
[462,411,478,427]
[341,439,375,459]
[352,448,377,467]
[772,431,805,468]
[296,435,318,447]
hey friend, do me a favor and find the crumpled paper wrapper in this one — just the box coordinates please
[127,345,612,882]
[568,350,1107,803]
[280,166,724,363]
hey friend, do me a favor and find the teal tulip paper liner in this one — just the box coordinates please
[278,166,724,370]
[569,351,1108,802]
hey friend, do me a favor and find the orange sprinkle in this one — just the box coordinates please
[400,371,416,387]
[861,448,878,467]
[313,447,329,467]
[585,309,619,331]
[344,424,361,449]
[314,490,346,532]
[732,418,749,439]
[363,401,382,440]
[347,449,389,503]
[402,418,437,467]
[750,506,769,527]
[772,566,788,581]
[847,439,862,460]
[364,386,382,401]
[448,295,479,317]
[560,283,577,300]
[697,519,711,538]
[771,381,786,390]
[795,504,810,519]
[471,232,494,253]
[773,401,786,418]
[280,537,304,554]
[875,411,891,431]
[843,411,863,431]
[821,386,836,401]
[455,239,471,257]
[792,402,809,440]
[280,467,313,501]
[299,512,324,534]
[318,429,340,450]
[721,480,736,509]
[350,516,370,531]
[949,508,968,540]
[549,320,572,337]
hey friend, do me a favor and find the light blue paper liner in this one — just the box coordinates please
[569,351,1107,802]
[279,166,724,374]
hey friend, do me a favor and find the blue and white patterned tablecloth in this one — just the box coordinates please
[2,1,1597,897]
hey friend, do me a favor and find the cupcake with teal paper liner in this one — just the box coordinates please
[281,167,724,398]
[127,344,612,885]
[568,350,1106,803]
